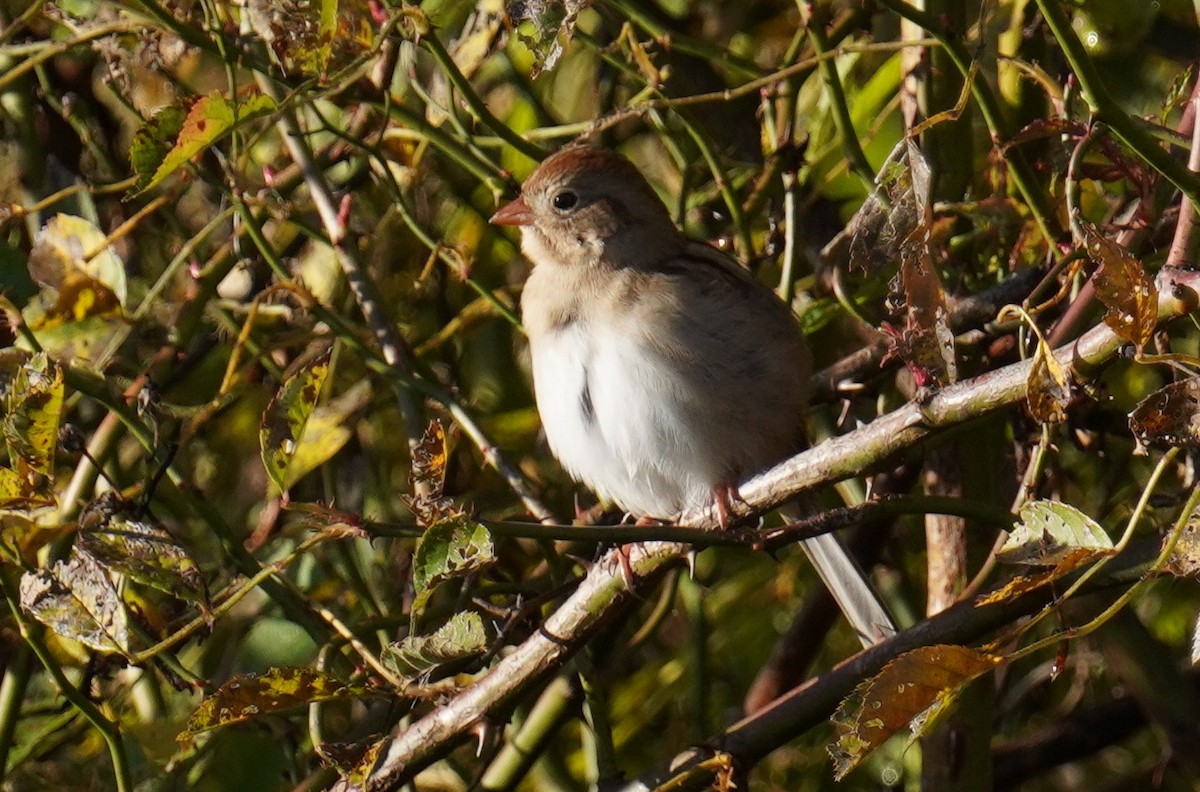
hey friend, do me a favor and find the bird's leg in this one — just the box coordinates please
[712,483,748,529]
[611,515,660,587]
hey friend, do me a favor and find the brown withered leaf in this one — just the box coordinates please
[848,140,929,277]
[976,548,1102,606]
[405,420,457,527]
[867,140,956,386]
[1130,378,1200,449]
[182,667,376,741]
[1026,339,1071,423]
[1080,220,1158,351]
[20,550,130,654]
[411,420,448,501]
[285,502,369,540]
[831,645,1002,778]
[1166,516,1200,577]
[344,738,386,788]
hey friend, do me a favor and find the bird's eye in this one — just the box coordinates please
[552,190,578,211]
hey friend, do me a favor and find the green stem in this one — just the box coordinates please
[478,675,580,790]
[875,0,1059,245]
[421,33,546,161]
[0,645,33,780]
[1034,0,1200,206]
[804,7,876,191]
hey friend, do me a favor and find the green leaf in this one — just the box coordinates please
[999,500,1114,566]
[411,514,495,617]
[270,379,370,495]
[19,550,130,655]
[382,611,488,682]
[181,667,375,739]
[260,353,331,497]
[0,508,71,566]
[145,92,275,192]
[129,106,187,190]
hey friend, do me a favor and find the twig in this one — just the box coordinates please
[254,74,431,486]
[1167,73,1200,268]
[353,264,1200,789]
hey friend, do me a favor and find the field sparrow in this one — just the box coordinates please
[492,145,893,645]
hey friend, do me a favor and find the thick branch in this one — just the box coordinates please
[358,267,1200,790]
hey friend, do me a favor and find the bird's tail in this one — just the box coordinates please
[783,506,897,647]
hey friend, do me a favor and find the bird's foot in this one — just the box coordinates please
[712,483,748,529]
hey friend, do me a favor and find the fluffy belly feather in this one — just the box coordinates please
[530,322,716,518]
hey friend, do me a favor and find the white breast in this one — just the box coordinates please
[530,319,719,518]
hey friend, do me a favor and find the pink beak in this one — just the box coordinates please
[490,196,534,226]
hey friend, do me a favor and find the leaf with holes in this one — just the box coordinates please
[1,353,63,491]
[181,667,375,740]
[78,508,206,604]
[411,514,495,618]
[20,550,130,654]
[999,500,1113,566]
[831,645,1002,779]
[129,106,186,190]
[411,420,448,500]
[383,611,488,682]
[407,420,452,524]
[1081,220,1158,351]
[1130,378,1200,450]
[509,0,589,77]
[1165,502,1200,577]
[260,353,331,497]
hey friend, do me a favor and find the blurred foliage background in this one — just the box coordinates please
[3,0,1200,790]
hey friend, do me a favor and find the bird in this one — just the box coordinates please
[491,144,894,646]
